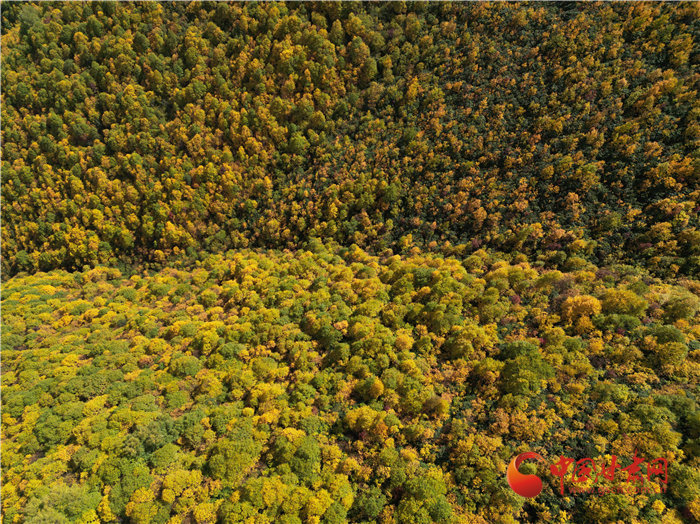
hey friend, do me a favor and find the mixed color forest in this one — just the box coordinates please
[1,2,699,523]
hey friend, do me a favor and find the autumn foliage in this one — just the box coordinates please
[1,3,699,524]
[2,2,699,277]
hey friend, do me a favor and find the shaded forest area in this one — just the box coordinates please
[2,2,698,277]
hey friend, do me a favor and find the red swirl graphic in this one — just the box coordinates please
[507,451,545,498]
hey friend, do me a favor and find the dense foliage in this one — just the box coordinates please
[2,2,699,277]
[2,246,699,523]
[2,2,699,524]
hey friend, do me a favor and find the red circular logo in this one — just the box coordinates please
[507,451,545,498]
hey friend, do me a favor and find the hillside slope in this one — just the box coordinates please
[2,2,699,277]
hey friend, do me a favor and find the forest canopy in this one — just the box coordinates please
[1,2,699,524]
[2,246,700,523]
[2,1,698,277]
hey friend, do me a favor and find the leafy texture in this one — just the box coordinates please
[2,247,699,522]
[2,3,699,523]
[2,2,699,277]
